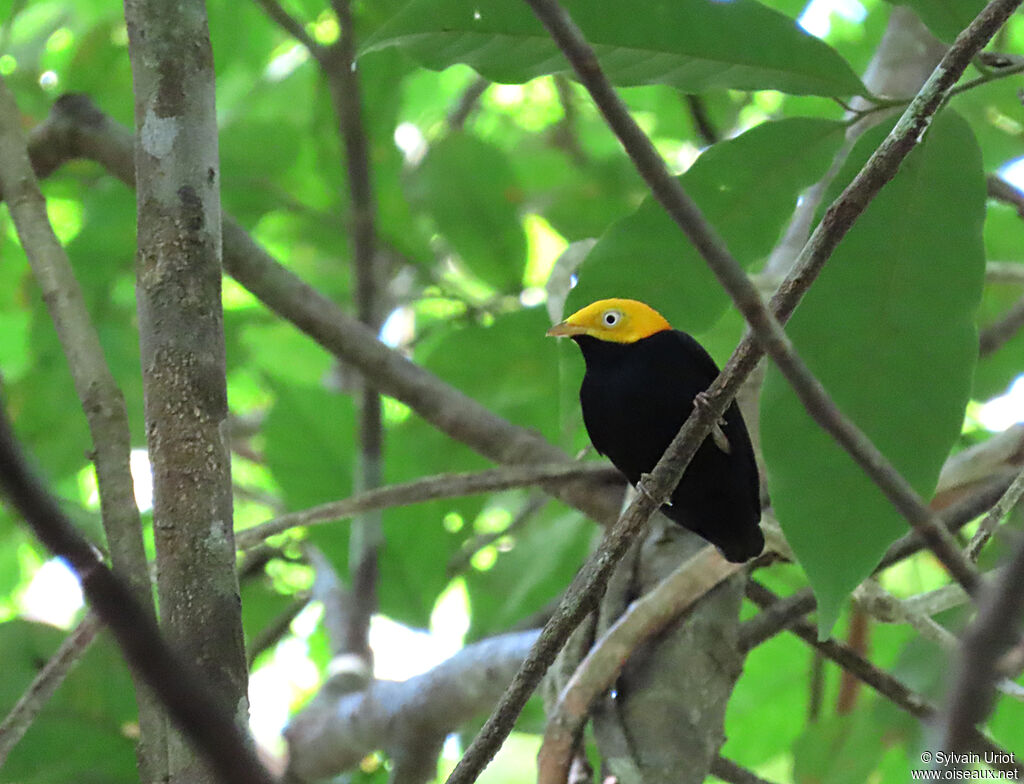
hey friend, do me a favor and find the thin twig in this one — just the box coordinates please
[878,473,1018,570]
[710,756,779,784]
[251,0,325,63]
[948,58,1024,98]
[448,77,490,131]
[684,94,718,146]
[0,75,166,779]
[940,532,1024,756]
[979,294,1024,357]
[234,462,621,550]
[966,465,1024,560]
[330,0,384,669]
[988,174,1024,218]
[247,594,310,668]
[0,612,102,766]
[0,404,277,784]
[746,582,1023,776]
[738,587,817,653]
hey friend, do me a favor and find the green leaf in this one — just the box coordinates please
[568,118,846,333]
[263,382,356,512]
[378,416,483,628]
[407,133,527,292]
[760,111,986,637]
[419,308,563,441]
[0,621,137,783]
[262,382,357,587]
[885,0,985,43]
[364,0,866,97]
[466,508,592,639]
[792,712,888,784]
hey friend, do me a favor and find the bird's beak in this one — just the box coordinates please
[546,320,586,338]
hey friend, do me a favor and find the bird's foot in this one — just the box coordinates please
[693,391,732,454]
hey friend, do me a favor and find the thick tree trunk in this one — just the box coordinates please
[123,2,248,781]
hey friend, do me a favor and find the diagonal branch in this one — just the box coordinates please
[0,404,277,784]
[940,532,1024,757]
[0,613,101,766]
[0,75,167,780]
[979,293,1024,357]
[234,462,620,550]
[746,582,1023,776]
[965,464,1024,560]
[251,0,325,63]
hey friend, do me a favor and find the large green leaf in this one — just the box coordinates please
[263,382,356,513]
[885,0,986,43]
[466,507,592,640]
[364,0,866,97]
[567,118,846,333]
[760,111,985,637]
[0,620,137,783]
[419,308,563,441]
[378,415,484,628]
[792,711,889,784]
[407,133,527,292]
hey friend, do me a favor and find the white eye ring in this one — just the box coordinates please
[601,309,622,327]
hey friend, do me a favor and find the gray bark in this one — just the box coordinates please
[123,2,248,781]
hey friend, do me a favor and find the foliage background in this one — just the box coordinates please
[0,0,1021,781]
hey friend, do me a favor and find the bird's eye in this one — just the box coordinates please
[602,310,622,327]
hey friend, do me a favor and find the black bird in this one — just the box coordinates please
[547,298,763,562]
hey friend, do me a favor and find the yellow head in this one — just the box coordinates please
[546,298,671,344]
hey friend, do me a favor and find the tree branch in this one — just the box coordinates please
[0,404,276,784]
[988,174,1024,218]
[539,546,740,783]
[284,630,541,782]
[123,3,248,780]
[448,76,490,131]
[327,0,385,669]
[0,613,101,766]
[251,0,325,64]
[447,492,548,576]
[234,462,621,550]
[746,581,1022,776]
[0,75,167,780]
[940,532,1024,758]
[966,464,1024,560]
[979,293,1024,357]
[684,94,718,147]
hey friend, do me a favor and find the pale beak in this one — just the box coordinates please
[546,321,586,338]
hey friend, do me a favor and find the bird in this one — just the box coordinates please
[547,298,763,562]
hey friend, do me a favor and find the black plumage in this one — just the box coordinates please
[573,330,763,562]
